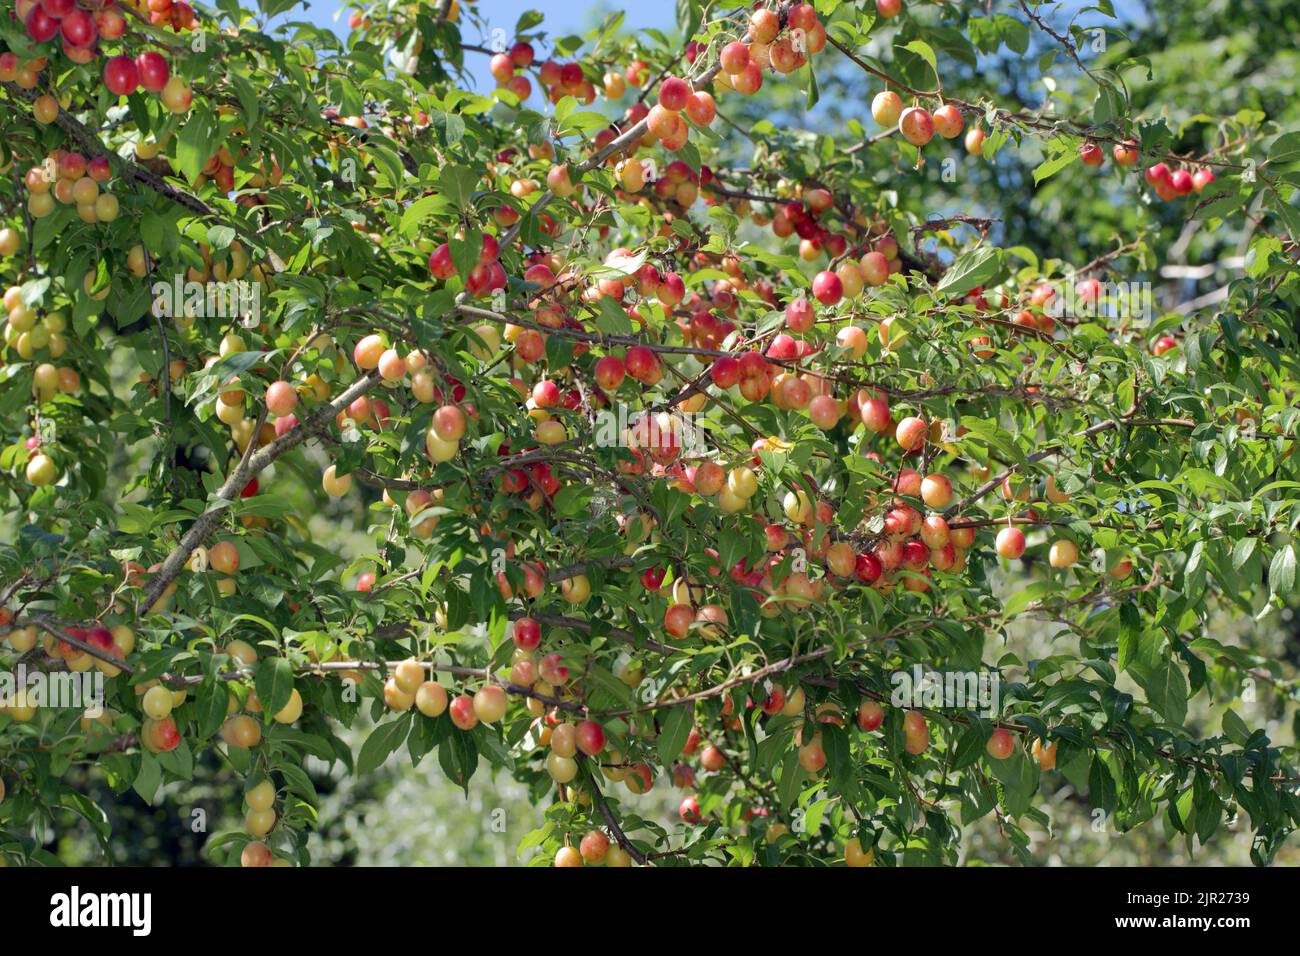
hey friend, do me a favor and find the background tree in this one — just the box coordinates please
[0,0,1297,867]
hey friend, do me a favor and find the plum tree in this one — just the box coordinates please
[0,0,1296,873]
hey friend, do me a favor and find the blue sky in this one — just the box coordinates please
[292,1,1143,103]
[298,0,675,94]
[299,0,674,31]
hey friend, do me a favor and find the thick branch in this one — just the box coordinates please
[3,82,219,221]
[580,755,648,865]
[138,371,382,614]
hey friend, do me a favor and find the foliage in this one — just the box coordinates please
[0,0,1298,867]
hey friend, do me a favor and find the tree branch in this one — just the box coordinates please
[137,371,382,614]
[580,755,648,865]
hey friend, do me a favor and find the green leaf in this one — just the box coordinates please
[988,747,1038,816]
[952,725,986,769]
[1268,544,1296,600]
[439,729,479,792]
[400,194,451,239]
[206,225,235,251]
[822,724,850,786]
[255,657,294,719]
[902,39,937,74]
[1004,580,1051,617]
[1269,194,1300,241]
[936,246,1000,299]
[657,704,694,766]
[1088,755,1117,813]
[1194,776,1222,844]
[439,165,479,210]
[195,680,229,740]
[1033,146,1080,185]
[1117,602,1141,672]
[175,106,217,185]
[675,0,701,39]
[357,713,413,775]
[426,110,466,149]
[594,295,633,335]
[777,748,803,812]
[1267,131,1300,166]
[998,15,1030,54]
[1182,541,1207,598]
[1143,660,1188,726]
[133,753,162,805]
[1221,709,1250,746]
